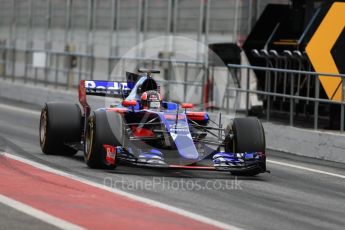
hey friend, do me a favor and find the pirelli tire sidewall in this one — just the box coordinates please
[39,102,82,155]
[232,117,266,154]
[84,110,123,169]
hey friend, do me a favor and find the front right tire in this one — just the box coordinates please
[39,102,82,155]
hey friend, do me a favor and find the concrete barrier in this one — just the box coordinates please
[263,122,345,164]
[1,79,345,164]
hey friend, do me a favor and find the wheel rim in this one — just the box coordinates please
[39,109,47,147]
[85,118,94,160]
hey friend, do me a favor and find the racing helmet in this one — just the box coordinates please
[140,90,162,110]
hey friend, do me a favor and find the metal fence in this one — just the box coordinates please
[1,43,345,133]
[228,64,345,132]
[0,46,211,104]
[0,44,245,117]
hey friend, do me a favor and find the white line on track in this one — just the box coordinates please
[2,152,242,230]
[0,194,85,230]
[267,160,345,179]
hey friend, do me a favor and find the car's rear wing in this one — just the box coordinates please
[83,80,134,97]
[79,71,141,104]
[78,79,136,116]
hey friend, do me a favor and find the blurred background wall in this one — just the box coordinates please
[0,0,289,60]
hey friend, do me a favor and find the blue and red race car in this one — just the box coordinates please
[39,69,268,176]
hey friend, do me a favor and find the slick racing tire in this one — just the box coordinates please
[84,110,123,169]
[231,117,265,153]
[39,102,82,155]
[225,117,266,176]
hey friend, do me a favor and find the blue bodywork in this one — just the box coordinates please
[85,75,266,173]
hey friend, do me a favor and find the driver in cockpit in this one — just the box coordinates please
[140,90,162,110]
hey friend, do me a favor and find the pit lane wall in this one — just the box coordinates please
[1,79,345,164]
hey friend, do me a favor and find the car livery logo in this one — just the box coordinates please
[169,124,189,133]
[85,80,133,96]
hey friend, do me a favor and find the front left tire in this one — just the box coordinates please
[84,110,123,169]
[225,117,266,176]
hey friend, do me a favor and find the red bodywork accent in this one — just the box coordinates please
[78,80,86,106]
[186,112,206,121]
[131,126,155,137]
[181,103,194,109]
[141,92,148,100]
[164,114,185,120]
[103,144,116,165]
[122,100,137,107]
[78,80,90,117]
[107,107,128,114]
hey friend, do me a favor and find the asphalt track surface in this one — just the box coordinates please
[0,98,345,230]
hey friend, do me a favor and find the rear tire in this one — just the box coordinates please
[39,102,82,155]
[225,117,266,176]
[84,110,123,169]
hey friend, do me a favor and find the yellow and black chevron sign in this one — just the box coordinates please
[306,2,345,101]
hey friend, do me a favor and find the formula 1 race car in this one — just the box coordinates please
[39,69,267,176]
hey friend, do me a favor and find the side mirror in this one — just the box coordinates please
[181,103,194,109]
[122,100,137,107]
